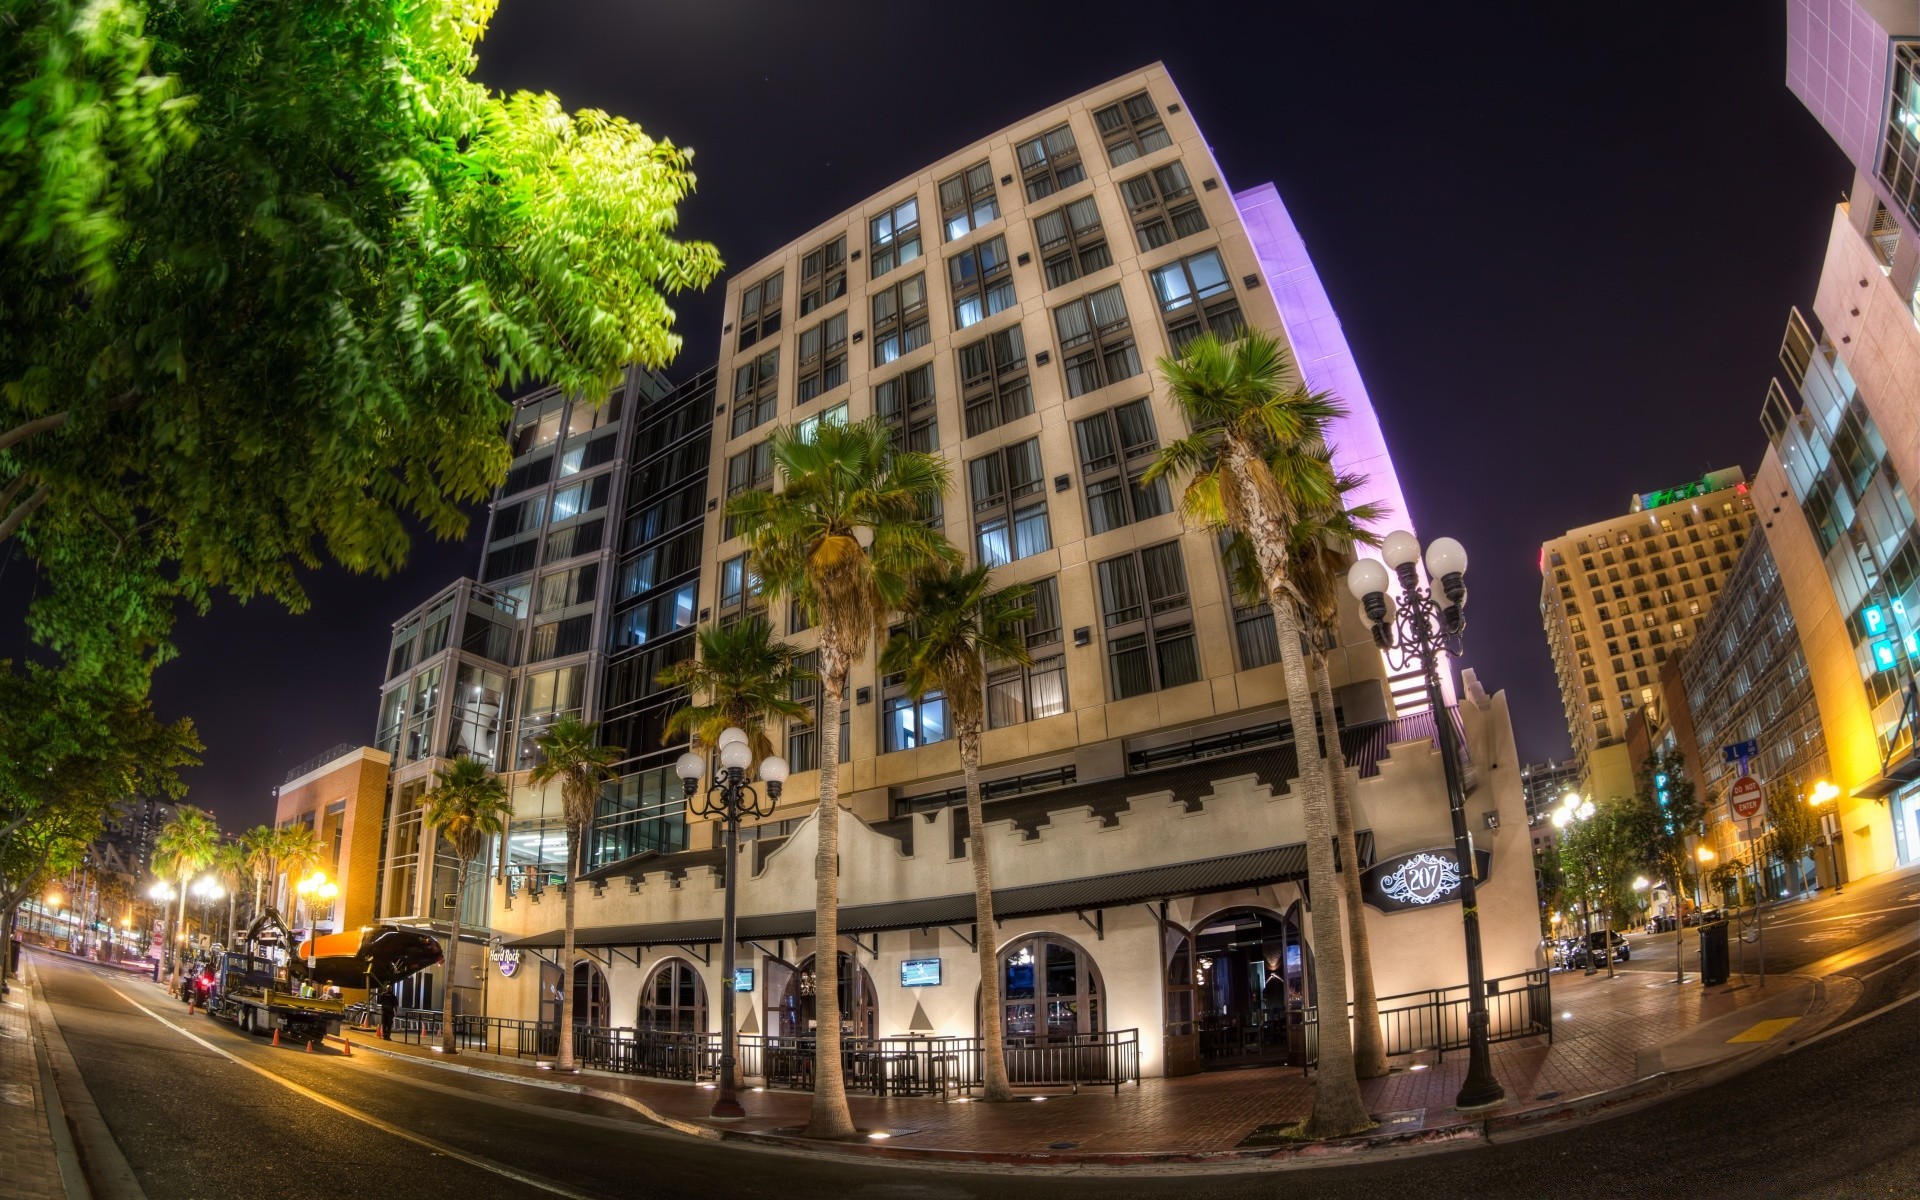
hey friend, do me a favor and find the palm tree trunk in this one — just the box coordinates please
[172,883,190,989]
[1313,655,1386,1079]
[442,861,466,1054]
[804,640,855,1139]
[960,728,1013,1102]
[557,826,580,1071]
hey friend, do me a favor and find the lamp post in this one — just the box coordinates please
[676,727,786,1120]
[148,880,176,976]
[1347,530,1505,1110]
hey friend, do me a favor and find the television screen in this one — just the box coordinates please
[900,958,941,987]
[732,967,754,993]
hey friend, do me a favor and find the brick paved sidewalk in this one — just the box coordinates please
[0,970,69,1199]
[361,962,1823,1158]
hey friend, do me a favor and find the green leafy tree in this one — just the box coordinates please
[727,417,955,1138]
[658,619,812,762]
[424,757,511,1054]
[1,0,721,682]
[1142,331,1371,1137]
[1558,796,1638,976]
[528,717,623,1071]
[153,805,218,986]
[880,565,1030,1102]
[1624,750,1706,983]
[1763,779,1820,896]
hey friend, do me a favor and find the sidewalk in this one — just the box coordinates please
[355,963,1843,1165]
[0,966,73,1199]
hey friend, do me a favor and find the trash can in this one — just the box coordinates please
[1698,920,1730,987]
[6,935,19,975]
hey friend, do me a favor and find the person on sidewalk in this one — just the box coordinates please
[377,984,397,1041]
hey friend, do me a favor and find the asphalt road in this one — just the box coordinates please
[33,918,1920,1200]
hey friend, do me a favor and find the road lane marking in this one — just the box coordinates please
[105,986,598,1200]
[1727,1017,1800,1044]
[1860,949,1920,980]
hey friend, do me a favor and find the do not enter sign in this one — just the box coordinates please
[1729,775,1764,821]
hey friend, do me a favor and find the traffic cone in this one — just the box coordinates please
[340,1035,351,1057]
[272,1027,280,1047]
[305,1040,313,1053]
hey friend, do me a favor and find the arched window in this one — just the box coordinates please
[777,952,876,1038]
[570,960,610,1028]
[1189,904,1310,1066]
[998,934,1102,1043]
[639,958,707,1032]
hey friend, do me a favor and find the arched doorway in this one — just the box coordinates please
[639,958,708,1032]
[997,933,1103,1045]
[1190,904,1311,1067]
[571,960,611,1029]
[777,952,877,1038]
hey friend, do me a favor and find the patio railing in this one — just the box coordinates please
[1300,968,1552,1070]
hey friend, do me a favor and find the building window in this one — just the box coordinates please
[1054,284,1140,397]
[1075,398,1169,535]
[1122,160,1206,251]
[543,517,604,562]
[1097,542,1198,699]
[986,577,1067,728]
[787,650,849,771]
[737,271,783,351]
[731,349,779,437]
[939,160,1000,241]
[969,438,1050,567]
[724,442,773,540]
[1016,123,1085,201]
[536,562,600,615]
[558,430,617,479]
[1150,248,1242,353]
[1094,92,1172,166]
[959,325,1033,437]
[528,614,594,662]
[795,401,848,444]
[796,313,847,404]
[882,689,947,752]
[799,235,847,315]
[511,403,564,457]
[870,272,930,366]
[549,473,611,526]
[869,196,922,279]
[1879,44,1920,229]
[1034,196,1112,288]
[610,581,696,649]
[949,235,1015,330]
[875,363,937,453]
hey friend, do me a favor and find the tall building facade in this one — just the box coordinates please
[1757,0,1920,877]
[1539,469,1757,800]
[271,744,390,933]
[1518,760,1581,854]
[481,67,1545,1083]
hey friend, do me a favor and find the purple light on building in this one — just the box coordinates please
[1786,0,1900,175]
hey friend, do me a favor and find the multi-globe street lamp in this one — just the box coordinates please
[1347,529,1505,1110]
[676,727,787,1119]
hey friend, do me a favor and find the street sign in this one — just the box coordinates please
[1729,775,1764,820]
[1721,740,1758,764]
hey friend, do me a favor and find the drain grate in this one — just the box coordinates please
[1049,1141,1079,1150]
[1534,1090,1562,1101]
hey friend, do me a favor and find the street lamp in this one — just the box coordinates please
[676,727,786,1119]
[1347,531,1504,1110]
[1807,780,1842,894]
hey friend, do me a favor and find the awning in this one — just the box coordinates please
[504,840,1322,951]
[1850,743,1920,800]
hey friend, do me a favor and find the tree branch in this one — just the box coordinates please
[0,485,51,544]
[0,411,68,454]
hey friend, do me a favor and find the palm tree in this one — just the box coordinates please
[1229,461,1389,1079]
[658,619,813,763]
[212,842,249,946]
[1143,331,1373,1138]
[879,564,1031,1103]
[274,823,325,927]
[528,716,624,1071]
[727,416,955,1138]
[240,824,278,922]
[153,806,218,989]
[424,758,512,1054]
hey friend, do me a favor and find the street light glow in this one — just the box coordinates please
[1809,781,1841,806]
[1697,846,1717,863]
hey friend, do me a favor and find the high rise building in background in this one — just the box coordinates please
[271,744,391,934]
[1518,760,1581,854]
[1538,469,1756,802]
[476,65,1546,1082]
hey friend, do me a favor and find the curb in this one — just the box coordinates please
[347,972,1853,1174]
[25,956,149,1200]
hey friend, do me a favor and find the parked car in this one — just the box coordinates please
[1566,930,1631,968]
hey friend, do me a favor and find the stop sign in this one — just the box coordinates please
[1729,775,1764,820]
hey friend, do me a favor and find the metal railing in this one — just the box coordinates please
[283,742,361,784]
[385,1013,1140,1094]
[1301,969,1551,1068]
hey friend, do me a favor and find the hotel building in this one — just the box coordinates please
[1538,470,1757,803]
[478,66,1545,1080]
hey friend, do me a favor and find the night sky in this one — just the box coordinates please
[4,3,1852,831]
